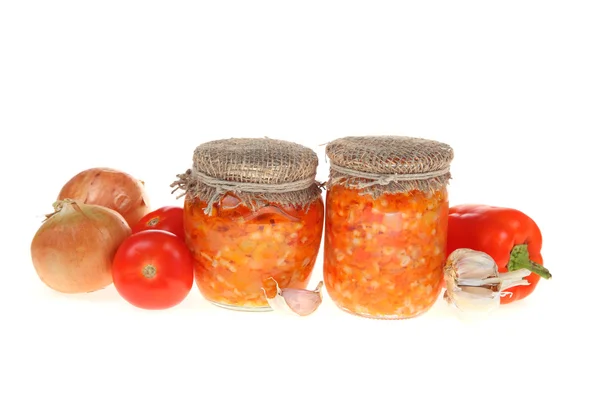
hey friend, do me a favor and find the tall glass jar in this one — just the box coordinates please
[323,136,453,319]
[173,138,324,311]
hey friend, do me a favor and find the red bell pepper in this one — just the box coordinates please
[446,204,552,304]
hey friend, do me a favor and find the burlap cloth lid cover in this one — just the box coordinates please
[325,135,454,197]
[172,138,322,214]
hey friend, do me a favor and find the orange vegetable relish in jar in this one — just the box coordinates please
[173,138,324,311]
[183,196,323,309]
[323,136,454,319]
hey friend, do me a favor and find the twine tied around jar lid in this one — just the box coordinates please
[325,135,454,197]
[171,138,322,215]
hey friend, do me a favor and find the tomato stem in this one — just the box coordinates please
[142,265,157,279]
[508,244,552,279]
[147,217,160,227]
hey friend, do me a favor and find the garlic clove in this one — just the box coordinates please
[282,283,324,316]
[445,248,499,285]
[443,248,532,315]
[497,269,532,291]
[262,278,323,316]
[446,286,500,314]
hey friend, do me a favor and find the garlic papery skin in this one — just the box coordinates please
[262,278,324,317]
[443,248,532,315]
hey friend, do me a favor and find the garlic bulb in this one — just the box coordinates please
[262,278,324,316]
[443,248,532,314]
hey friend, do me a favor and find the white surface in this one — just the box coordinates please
[1,1,598,399]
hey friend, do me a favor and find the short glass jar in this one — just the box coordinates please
[323,136,453,319]
[173,138,324,311]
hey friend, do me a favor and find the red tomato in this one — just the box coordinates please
[112,230,194,310]
[132,206,185,239]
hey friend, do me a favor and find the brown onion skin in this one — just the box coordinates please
[57,167,151,228]
[31,201,132,294]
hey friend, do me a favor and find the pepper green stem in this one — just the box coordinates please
[507,244,552,279]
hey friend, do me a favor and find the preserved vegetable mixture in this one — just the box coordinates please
[184,195,323,309]
[324,136,454,319]
[173,138,324,311]
[325,186,448,318]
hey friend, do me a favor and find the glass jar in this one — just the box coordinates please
[174,138,324,311]
[183,195,323,310]
[323,136,453,319]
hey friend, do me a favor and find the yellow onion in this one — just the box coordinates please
[31,199,131,293]
[57,167,151,228]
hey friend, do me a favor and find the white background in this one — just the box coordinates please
[1,1,598,399]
